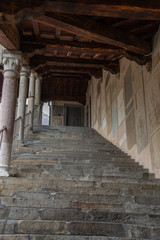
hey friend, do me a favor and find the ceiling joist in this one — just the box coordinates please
[35,14,151,55]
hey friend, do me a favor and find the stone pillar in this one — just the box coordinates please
[0,50,21,176]
[34,76,42,125]
[17,66,30,141]
[28,71,37,130]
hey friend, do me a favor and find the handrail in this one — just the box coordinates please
[15,116,22,122]
[0,126,7,134]
[0,126,7,149]
[24,111,31,129]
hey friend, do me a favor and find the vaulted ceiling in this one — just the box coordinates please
[0,1,160,104]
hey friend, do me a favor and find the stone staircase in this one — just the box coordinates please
[0,125,160,239]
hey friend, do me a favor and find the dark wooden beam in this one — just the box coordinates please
[45,1,160,20]
[35,14,151,55]
[30,55,118,68]
[0,23,20,49]
[42,74,90,80]
[41,72,90,78]
[1,1,160,20]
[21,36,127,55]
[37,66,103,77]
[32,20,40,36]
[42,94,86,104]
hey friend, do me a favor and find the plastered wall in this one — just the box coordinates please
[86,29,160,178]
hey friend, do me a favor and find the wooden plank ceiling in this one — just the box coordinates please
[0,0,160,104]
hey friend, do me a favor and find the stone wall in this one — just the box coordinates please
[86,29,160,178]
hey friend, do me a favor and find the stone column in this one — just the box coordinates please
[34,76,42,126]
[17,66,30,141]
[28,71,37,130]
[0,50,21,176]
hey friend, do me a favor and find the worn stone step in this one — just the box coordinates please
[11,156,134,164]
[29,235,154,240]
[1,196,160,215]
[1,206,159,226]
[0,235,29,240]
[3,220,160,238]
[1,178,160,198]
[15,148,128,157]
[9,164,149,178]
[12,158,143,169]
[0,235,153,240]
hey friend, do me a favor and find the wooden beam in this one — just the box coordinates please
[32,20,40,36]
[42,94,86,104]
[0,23,20,49]
[30,55,116,67]
[45,1,160,20]
[2,1,160,20]
[35,14,151,55]
[21,36,126,55]
[55,28,61,38]
[37,66,101,75]
[41,72,90,79]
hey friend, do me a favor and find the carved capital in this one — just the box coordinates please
[30,70,37,79]
[20,65,30,77]
[2,51,22,78]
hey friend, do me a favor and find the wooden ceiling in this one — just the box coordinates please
[0,0,160,104]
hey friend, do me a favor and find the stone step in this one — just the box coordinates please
[2,178,160,197]
[11,155,142,168]
[1,196,160,214]
[9,170,156,183]
[27,235,155,240]
[1,206,160,226]
[15,151,128,160]
[0,235,29,240]
[11,165,149,177]
[11,154,137,163]
[1,220,160,238]
[10,162,145,173]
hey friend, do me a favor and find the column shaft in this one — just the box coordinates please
[0,51,21,176]
[28,71,36,130]
[34,77,42,126]
[17,66,30,141]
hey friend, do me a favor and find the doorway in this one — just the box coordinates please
[65,105,83,127]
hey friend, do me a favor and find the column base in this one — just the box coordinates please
[0,167,9,177]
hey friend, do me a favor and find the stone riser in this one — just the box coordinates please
[1,206,160,227]
[0,220,160,238]
[0,235,155,240]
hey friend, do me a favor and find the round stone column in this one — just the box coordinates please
[34,76,42,126]
[28,71,37,130]
[17,66,30,141]
[0,50,22,176]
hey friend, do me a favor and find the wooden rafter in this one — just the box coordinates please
[35,14,151,55]
[45,1,160,20]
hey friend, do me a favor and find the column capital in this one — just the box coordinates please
[30,70,37,79]
[2,50,22,77]
[20,65,30,77]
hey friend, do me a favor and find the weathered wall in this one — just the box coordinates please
[86,29,160,178]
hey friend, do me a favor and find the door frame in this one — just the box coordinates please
[64,104,84,126]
